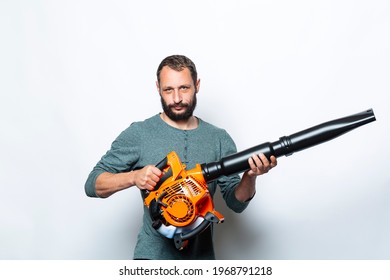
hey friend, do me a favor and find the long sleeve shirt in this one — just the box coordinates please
[85,114,250,259]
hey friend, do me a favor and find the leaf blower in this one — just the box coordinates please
[142,109,376,250]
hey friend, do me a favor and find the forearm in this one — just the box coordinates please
[94,165,162,198]
[234,154,277,202]
[234,171,257,202]
[95,171,135,198]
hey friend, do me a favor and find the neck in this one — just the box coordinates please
[160,113,198,130]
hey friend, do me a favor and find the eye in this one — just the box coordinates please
[163,88,173,93]
[179,86,190,92]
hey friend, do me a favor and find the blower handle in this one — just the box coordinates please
[141,156,170,199]
[155,156,168,171]
[173,211,223,250]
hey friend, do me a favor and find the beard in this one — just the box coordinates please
[160,94,197,122]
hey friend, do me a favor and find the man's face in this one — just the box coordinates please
[157,66,200,121]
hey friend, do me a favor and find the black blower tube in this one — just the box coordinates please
[201,109,376,182]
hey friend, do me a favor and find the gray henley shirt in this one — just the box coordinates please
[85,114,250,259]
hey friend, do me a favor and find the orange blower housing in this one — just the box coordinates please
[142,151,224,250]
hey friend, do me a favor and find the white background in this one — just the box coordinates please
[1,0,389,260]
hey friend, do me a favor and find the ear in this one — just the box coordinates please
[195,79,201,93]
[156,81,160,94]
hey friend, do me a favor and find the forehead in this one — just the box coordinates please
[159,66,193,87]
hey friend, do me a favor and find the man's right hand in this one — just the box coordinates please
[133,165,163,191]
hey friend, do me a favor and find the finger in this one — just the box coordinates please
[142,176,160,190]
[142,184,154,191]
[151,166,163,177]
[145,165,162,176]
[143,167,162,183]
[251,154,264,168]
[148,174,161,185]
[258,153,270,166]
[248,156,256,168]
[247,157,258,175]
[256,154,274,174]
[254,155,270,174]
[269,156,277,167]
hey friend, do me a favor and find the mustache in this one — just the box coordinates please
[168,102,189,108]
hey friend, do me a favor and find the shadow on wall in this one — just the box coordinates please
[213,188,267,260]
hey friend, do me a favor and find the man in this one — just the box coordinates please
[85,55,277,259]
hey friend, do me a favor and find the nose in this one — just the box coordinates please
[172,89,182,104]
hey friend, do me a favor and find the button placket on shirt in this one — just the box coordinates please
[183,131,188,165]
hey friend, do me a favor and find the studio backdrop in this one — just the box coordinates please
[1,0,389,259]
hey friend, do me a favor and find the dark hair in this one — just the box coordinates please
[156,55,198,85]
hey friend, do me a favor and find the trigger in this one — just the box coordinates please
[149,199,162,222]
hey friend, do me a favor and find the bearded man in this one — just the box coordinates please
[85,55,277,260]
